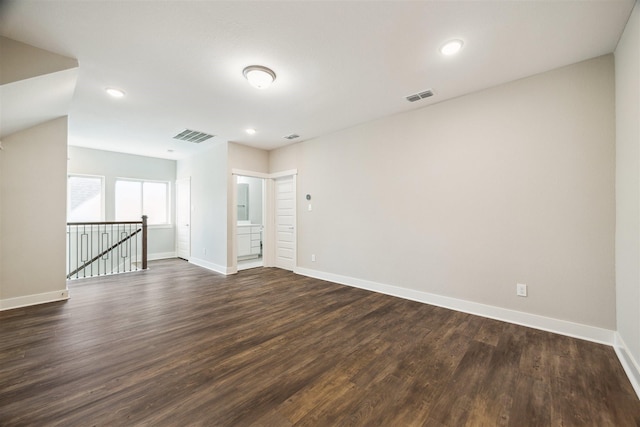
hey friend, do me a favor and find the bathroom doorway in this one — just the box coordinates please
[236,175,265,270]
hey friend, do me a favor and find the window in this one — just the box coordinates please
[115,179,169,225]
[68,175,104,222]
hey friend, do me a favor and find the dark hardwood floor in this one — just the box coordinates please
[1,259,639,426]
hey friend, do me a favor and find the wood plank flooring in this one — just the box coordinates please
[1,259,639,426]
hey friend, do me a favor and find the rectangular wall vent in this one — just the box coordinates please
[173,129,215,143]
[405,89,434,102]
[284,133,300,140]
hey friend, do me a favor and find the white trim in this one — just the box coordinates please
[263,178,275,267]
[269,169,297,179]
[231,168,298,179]
[232,169,270,179]
[614,333,640,399]
[189,257,235,275]
[294,267,616,346]
[148,251,177,261]
[148,224,174,230]
[0,289,69,311]
[231,176,239,270]
[238,259,264,270]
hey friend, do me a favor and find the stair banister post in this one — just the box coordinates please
[142,215,148,270]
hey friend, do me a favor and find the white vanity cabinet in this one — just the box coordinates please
[237,225,262,259]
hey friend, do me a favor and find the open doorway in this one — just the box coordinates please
[236,175,265,270]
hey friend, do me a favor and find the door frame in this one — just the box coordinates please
[233,173,267,271]
[175,177,191,260]
[231,169,297,272]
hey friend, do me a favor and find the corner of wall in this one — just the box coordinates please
[0,117,69,307]
[615,333,640,399]
[177,143,229,270]
[614,0,640,401]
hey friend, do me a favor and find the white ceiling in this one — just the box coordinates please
[0,0,635,160]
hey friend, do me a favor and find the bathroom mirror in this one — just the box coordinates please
[237,183,249,221]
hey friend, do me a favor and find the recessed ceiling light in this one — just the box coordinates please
[440,39,463,56]
[105,87,126,98]
[246,128,257,135]
[243,65,276,89]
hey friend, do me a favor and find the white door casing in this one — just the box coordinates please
[176,178,191,260]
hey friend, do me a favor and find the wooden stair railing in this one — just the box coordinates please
[67,216,147,279]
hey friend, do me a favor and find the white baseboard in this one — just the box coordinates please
[614,333,640,399]
[294,267,615,346]
[148,251,177,261]
[0,289,69,311]
[298,266,640,399]
[189,257,234,275]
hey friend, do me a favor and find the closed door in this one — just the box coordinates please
[275,175,296,270]
[176,178,190,260]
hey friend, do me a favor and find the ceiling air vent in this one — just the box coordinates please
[405,89,434,103]
[173,129,215,143]
[284,133,300,140]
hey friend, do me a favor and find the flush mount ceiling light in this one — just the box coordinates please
[246,128,257,135]
[243,65,276,89]
[440,39,463,56]
[105,87,126,98]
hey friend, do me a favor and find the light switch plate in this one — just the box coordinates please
[517,283,527,297]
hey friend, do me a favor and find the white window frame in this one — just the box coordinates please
[67,174,105,222]
[115,178,171,226]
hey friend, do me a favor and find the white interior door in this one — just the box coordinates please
[274,175,296,270]
[176,178,191,260]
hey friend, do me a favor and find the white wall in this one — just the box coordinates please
[0,36,78,140]
[615,0,640,396]
[229,142,269,174]
[0,117,69,308]
[0,36,78,85]
[177,142,229,273]
[67,146,177,259]
[271,55,616,331]
[269,143,298,174]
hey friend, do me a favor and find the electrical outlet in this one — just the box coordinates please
[516,283,527,297]
[311,254,316,262]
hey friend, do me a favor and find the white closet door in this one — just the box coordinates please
[274,175,296,271]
